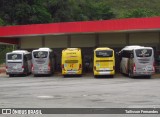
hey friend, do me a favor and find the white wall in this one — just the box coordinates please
[129,32,159,44]
[71,34,95,47]
[99,33,126,47]
[20,36,42,49]
[45,35,68,48]
[20,32,160,49]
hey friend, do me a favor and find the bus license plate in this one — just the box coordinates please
[67,71,76,74]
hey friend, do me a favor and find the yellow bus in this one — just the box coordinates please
[61,48,82,76]
[93,47,115,77]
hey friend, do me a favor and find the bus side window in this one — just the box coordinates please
[24,56,27,61]
[130,53,134,58]
[122,50,129,58]
[28,54,32,60]
[26,54,31,60]
[49,52,52,59]
[118,51,122,61]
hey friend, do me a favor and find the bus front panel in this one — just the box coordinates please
[94,50,115,76]
[32,51,51,75]
[6,53,25,74]
[132,49,155,76]
[62,50,82,75]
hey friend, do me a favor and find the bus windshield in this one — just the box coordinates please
[135,49,152,57]
[33,51,48,58]
[7,54,22,60]
[96,50,113,57]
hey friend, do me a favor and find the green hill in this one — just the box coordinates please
[0,0,160,25]
[104,0,160,18]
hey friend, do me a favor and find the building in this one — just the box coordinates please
[0,16,160,71]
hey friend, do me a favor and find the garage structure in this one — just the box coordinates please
[0,17,160,72]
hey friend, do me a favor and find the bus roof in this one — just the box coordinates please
[63,48,81,52]
[121,45,153,51]
[11,50,30,54]
[95,47,113,51]
[32,48,52,52]
[38,47,52,51]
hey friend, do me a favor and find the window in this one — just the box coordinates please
[136,49,152,57]
[25,54,32,60]
[121,50,134,58]
[33,51,48,58]
[8,54,22,60]
[96,50,113,57]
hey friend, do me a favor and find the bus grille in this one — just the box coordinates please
[35,60,45,64]
[96,70,113,72]
[96,60,113,62]
[65,60,78,63]
[138,59,150,64]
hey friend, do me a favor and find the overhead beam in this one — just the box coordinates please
[0,38,18,45]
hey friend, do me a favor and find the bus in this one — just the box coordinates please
[119,45,155,78]
[32,48,55,76]
[6,50,32,77]
[93,47,115,77]
[61,48,82,76]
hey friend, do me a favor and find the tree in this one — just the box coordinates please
[0,0,52,25]
[0,18,4,25]
[123,8,155,18]
[88,1,115,20]
[45,0,115,22]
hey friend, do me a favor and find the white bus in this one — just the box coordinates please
[32,48,55,76]
[119,45,155,78]
[6,50,32,77]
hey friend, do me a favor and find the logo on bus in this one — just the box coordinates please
[12,55,17,60]
[141,49,147,55]
[38,51,45,58]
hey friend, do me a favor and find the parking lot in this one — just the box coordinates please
[0,74,160,116]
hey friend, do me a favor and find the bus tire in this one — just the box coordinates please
[146,75,151,79]
[9,74,14,77]
[94,75,98,78]
[110,75,114,78]
[78,74,82,77]
[63,75,67,78]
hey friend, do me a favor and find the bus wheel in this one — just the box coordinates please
[9,74,14,77]
[146,75,151,79]
[24,72,28,77]
[63,75,67,78]
[78,74,82,77]
[94,75,98,78]
[110,75,114,78]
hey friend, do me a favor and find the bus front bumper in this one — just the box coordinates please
[94,70,115,76]
[62,70,82,75]
[133,71,155,76]
[32,70,51,75]
[6,69,24,75]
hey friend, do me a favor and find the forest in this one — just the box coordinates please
[0,0,160,26]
